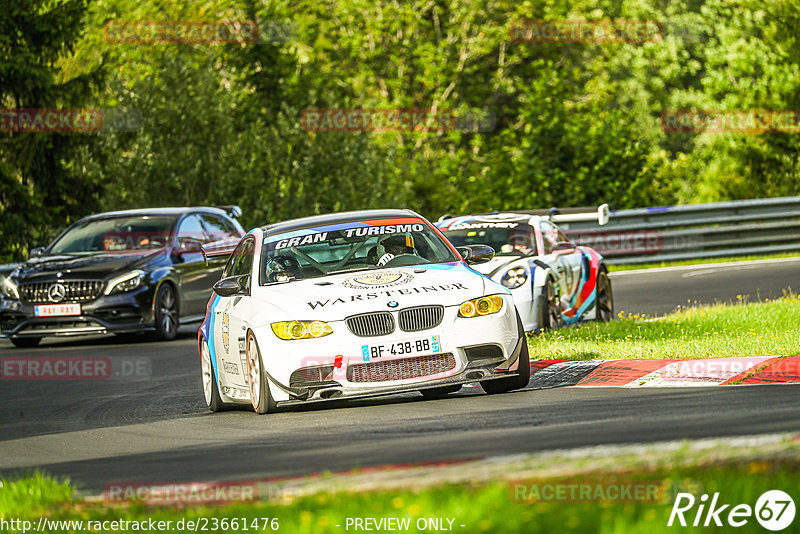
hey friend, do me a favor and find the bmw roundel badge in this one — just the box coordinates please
[387,301,399,308]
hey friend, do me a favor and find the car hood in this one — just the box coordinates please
[469,255,530,279]
[12,251,164,281]
[253,263,491,319]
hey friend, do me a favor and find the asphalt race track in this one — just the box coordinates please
[1,258,799,493]
[611,257,800,316]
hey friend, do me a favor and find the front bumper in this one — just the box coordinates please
[227,296,522,404]
[273,334,525,407]
[0,286,155,339]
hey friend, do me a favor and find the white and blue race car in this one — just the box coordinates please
[436,206,614,332]
[198,209,530,414]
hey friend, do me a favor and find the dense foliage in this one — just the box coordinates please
[2,0,799,260]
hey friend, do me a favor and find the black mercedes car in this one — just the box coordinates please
[0,207,244,347]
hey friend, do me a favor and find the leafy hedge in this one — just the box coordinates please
[2,0,800,261]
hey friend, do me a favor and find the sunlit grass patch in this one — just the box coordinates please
[3,457,799,534]
[0,473,73,517]
[528,293,800,360]
[608,253,800,272]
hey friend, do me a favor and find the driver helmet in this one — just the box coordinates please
[265,254,298,281]
[377,233,416,257]
[508,228,533,254]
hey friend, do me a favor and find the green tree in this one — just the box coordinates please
[0,0,104,261]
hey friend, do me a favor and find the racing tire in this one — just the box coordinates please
[200,338,226,412]
[246,331,277,415]
[420,385,462,398]
[153,283,179,341]
[539,276,562,331]
[596,267,614,322]
[481,314,531,394]
[10,337,42,348]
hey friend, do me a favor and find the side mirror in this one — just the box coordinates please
[213,275,249,297]
[30,247,45,258]
[554,241,576,251]
[457,244,495,265]
[176,238,204,255]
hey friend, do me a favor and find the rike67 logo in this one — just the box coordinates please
[668,490,796,531]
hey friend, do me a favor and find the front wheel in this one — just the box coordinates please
[153,283,179,340]
[481,314,531,394]
[246,331,276,414]
[201,339,225,412]
[596,268,614,322]
[539,277,562,331]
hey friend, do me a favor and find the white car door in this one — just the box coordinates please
[213,236,255,390]
[539,220,580,301]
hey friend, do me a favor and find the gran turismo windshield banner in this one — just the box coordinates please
[265,218,428,252]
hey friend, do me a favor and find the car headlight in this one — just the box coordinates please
[271,320,333,340]
[105,270,146,295]
[501,267,528,289]
[458,295,504,318]
[0,276,20,300]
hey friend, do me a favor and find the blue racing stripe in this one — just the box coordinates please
[397,261,462,271]
[207,294,221,381]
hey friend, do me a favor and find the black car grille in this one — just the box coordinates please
[398,305,444,332]
[345,312,395,337]
[347,353,456,383]
[19,280,104,303]
[94,305,144,325]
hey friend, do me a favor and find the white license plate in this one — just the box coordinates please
[361,335,442,361]
[34,303,82,317]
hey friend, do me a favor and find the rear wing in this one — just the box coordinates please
[437,204,609,226]
[201,238,240,264]
[547,204,609,226]
[216,205,243,218]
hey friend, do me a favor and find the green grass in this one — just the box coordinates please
[0,473,73,517]
[2,460,798,533]
[528,293,800,360]
[608,252,800,272]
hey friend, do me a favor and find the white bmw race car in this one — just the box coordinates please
[436,206,614,332]
[198,209,530,414]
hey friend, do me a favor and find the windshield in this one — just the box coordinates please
[259,218,459,284]
[440,222,538,256]
[49,216,177,255]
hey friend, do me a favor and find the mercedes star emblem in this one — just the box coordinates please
[48,283,66,303]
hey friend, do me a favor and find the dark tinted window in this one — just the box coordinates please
[200,214,241,243]
[260,220,458,284]
[224,237,255,278]
[177,214,208,245]
[441,223,536,256]
[539,220,559,254]
[49,215,176,254]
